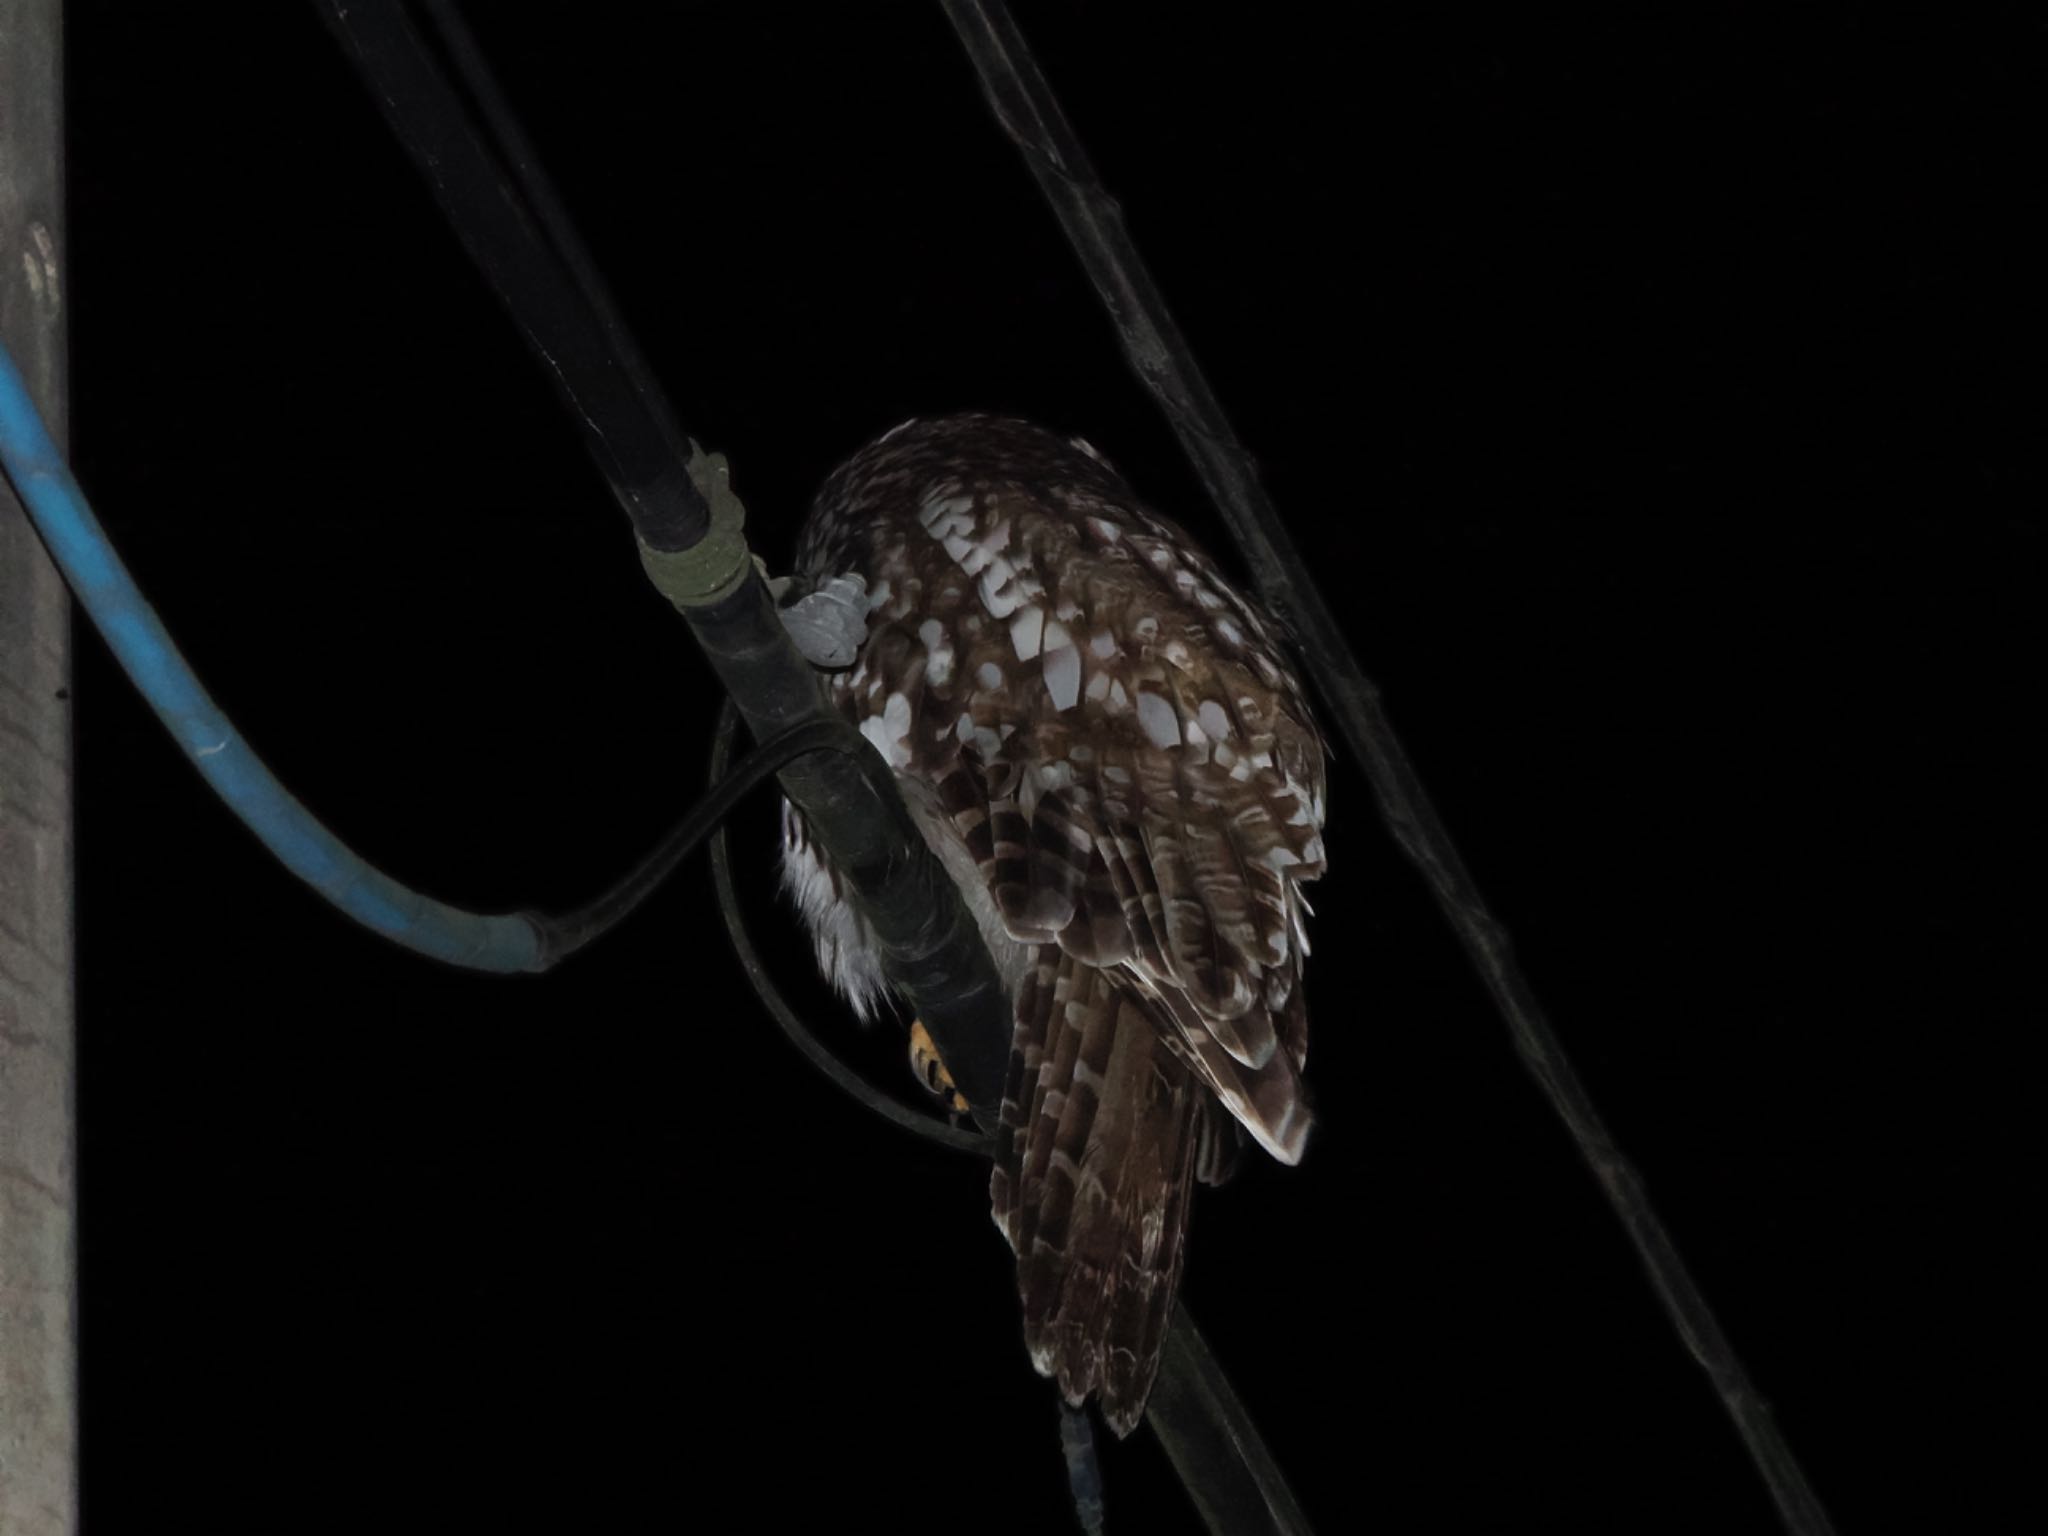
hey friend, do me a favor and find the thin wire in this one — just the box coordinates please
[527,717,871,967]
[937,5,1838,1534]
[706,699,993,1156]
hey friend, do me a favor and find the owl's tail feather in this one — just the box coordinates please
[991,947,1204,1437]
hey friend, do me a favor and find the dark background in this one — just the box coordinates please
[60,4,2038,1531]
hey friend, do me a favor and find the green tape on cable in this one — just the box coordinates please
[637,445,752,608]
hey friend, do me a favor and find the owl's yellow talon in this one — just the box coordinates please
[909,1018,971,1115]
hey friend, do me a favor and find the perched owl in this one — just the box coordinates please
[780,415,1327,1435]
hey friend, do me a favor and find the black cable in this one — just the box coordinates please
[533,695,990,1152]
[1151,1306,1314,1536]
[939,5,1837,1535]
[526,717,863,968]
[418,0,676,466]
[310,0,705,551]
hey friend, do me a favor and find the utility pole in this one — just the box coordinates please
[0,2,75,1532]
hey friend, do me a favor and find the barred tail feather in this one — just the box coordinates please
[990,947,1205,1437]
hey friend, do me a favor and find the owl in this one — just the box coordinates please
[779,414,1328,1435]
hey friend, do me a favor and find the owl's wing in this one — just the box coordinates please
[841,476,1327,1161]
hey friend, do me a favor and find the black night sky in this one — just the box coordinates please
[55,5,2038,1532]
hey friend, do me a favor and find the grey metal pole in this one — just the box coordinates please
[0,2,75,1533]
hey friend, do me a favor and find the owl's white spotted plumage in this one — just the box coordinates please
[780,414,1328,1434]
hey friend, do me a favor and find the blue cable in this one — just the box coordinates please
[0,335,544,973]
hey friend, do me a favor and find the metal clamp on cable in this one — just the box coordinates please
[635,445,752,608]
